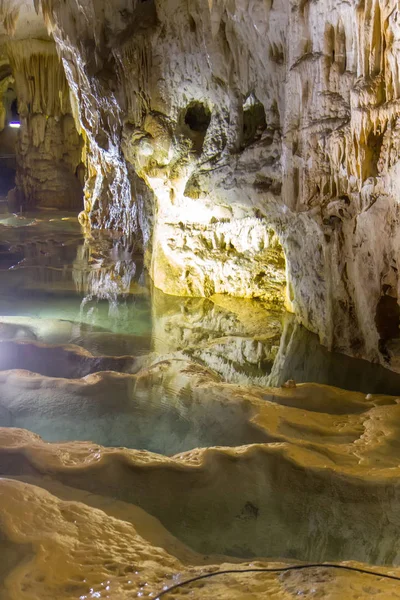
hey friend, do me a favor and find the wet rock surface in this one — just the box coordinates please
[2,476,400,600]
[0,214,398,598]
[21,0,399,373]
[1,0,400,591]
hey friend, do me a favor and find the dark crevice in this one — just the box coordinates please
[242,94,267,147]
[181,101,211,154]
[375,295,400,341]
[184,102,211,133]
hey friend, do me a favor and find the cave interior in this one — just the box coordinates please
[0,1,400,599]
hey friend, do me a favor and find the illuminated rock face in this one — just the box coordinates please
[35,0,400,366]
[38,0,288,303]
[281,0,400,367]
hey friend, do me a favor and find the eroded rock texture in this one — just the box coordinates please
[282,0,400,366]
[39,0,147,237]
[7,39,83,209]
[34,0,400,369]
[0,2,83,209]
[38,0,287,299]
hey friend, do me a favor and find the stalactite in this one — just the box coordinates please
[116,38,152,127]
[0,0,20,36]
[7,39,71,117]
[6,39,83,209]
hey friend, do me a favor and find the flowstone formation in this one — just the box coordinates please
[1,381,400,599]
[0,1,83,209]
[0,213,399,598]
[0,477,399,600]
[35,0,400,371]
[8,39,83,209]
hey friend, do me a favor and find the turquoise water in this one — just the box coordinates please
[0,210,399,453]
[0,212,151,336]
[2,210,400,571]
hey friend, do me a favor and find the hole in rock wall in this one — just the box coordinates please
[189,15,196,32]
[184,102,211,132]
[375,294,400,355]
[9,98,19,124]
[365,130,384,178]
[242,93,267,147]
[182,101,211,153]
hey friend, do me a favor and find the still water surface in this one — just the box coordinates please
[0,210,399,452]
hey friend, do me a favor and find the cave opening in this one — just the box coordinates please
[0,40,85,213]
[9,98,19,126]
[0,87,18,207]
[184,102,211,132]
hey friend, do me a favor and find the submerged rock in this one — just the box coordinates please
[0,365,400,561]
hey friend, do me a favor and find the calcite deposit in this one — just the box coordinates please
[0,3,83,209]
[1,476,399,600]
[0,2,400,599]
[1,372,400,599]
[7,39,83,209]
[20,0,396,371]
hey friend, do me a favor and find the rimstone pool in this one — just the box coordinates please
[0,211,399,454]
[1,211,400,598]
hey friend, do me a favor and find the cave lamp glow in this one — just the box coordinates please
[9,98,20,128]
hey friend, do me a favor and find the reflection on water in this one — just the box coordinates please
[0,212,151,338]
[3,210,400,571]
[0,210,399,453]
[73,231,139,324]
[0,366,270,454]
[152,291,400,396]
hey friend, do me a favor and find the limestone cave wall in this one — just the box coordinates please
[282,0,400,368]
[6,39,83,209]
[39,0,288,298]
[37,0,400,369]
[39,0,146,236]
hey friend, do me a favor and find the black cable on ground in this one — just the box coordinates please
[155,563,400,598]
